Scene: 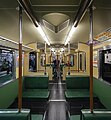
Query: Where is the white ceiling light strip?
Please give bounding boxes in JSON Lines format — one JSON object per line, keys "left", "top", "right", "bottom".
{"left": 65, "top": 26, "right": 76, "bottom": 46}
{"left": 0, "top": 36, "right": 33, "bottom": 51}
{"left": 37, "top": 25, "right": 50, "bottom": 46}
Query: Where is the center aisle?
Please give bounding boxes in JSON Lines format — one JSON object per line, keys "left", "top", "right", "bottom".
{"left": 44, "top": 71, "right": 70, "bottom": 120}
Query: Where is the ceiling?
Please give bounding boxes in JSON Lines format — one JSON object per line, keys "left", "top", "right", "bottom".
{"left": 0, "top": 0, "right": 111, "bottom": 48}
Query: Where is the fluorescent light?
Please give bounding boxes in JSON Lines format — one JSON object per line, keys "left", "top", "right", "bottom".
{"left": 0, "top": 36, "right": 18, "bottom": 44}
{"left": 61, "top": 48, "right": 64, "bottom": 52}
{"left": 37, "top": 25, "right": 50, "bottom": 46}
{"left": 51, "top": 48, "right": 54, "bottom": 52}
{"left": 65, "top": 26, "right": 76, "bottom": 46}
{"left": 0, "top": 36, "right": 33, "bottom": 50}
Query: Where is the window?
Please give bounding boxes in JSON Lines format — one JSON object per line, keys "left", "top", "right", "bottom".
{"left": 0, "top": 49, "right": 14, "bottom": 84}
{"left": 40, "top": 54, "right": 45, "bottom": 66}
{"left": 99, "top": 49, "right": 111, "bottom": 83}
{"left": 29, "top": 52, "right": 37, "bottom": 72}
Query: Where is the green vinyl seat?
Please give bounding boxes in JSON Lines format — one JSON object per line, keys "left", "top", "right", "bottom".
{"left": 66, "top": 89, "right": 97, "bottom": 98}
{"left": 23, "top": 75, "right": 49, "bottom": 99}
{"left": 65, "top": 89, "right": 90, "bottom": 98}
{"left": 81, "top": 109, "right": 111, "bottom": 120}
{"left": 70, "top": 115, "right": 80, "bottom": 120}
{"left": 24, "top": 75, "right": 49, "bottom": 89}
{"left": 65, "top": 75, "right": 90, "bottom": 99}
{"left": 31, "top": 114, "right": 43, "bottom": 120}
{"left": 66, "top": 75, "right": 90, "bottom": 89}
{"left": 0, "top": 109, "right": 30, "bottom": 120}
{"left": 23, "top": 89, "right": 49, "bottom": 99}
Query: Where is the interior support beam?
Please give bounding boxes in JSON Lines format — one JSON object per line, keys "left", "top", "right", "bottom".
{"left": 89, "top": 4, "right": 93, "bottom": 113}
{"left": 18, "top": 5, "right": 22, "bottom": 112}
{"left": 78, "top": 51, "right": 80, "bottom": 72}
{"left": 44, "top": 42, "right": 47, "bottom": 75}
{"left": 17, "top": 0, "right": 39, "bottom": 27}
{"left": 73, "top": 0, "right": 93, "bottom": 27}
{"left": 68, "top": 42, "right": 70, "bottom": 75}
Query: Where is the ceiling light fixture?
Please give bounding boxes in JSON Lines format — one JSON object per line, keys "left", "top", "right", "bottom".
{"left": 0, "top": 36, "right": 33, "bottom": 50}
{"left": 51, "top": 48, "right": 54, "bottom": 52}
{"left": 37, "top": 25, "right": 50, "bottom": 46}
{"left": 65, "top": 26, "right": 76, "bottom": 46}
{"left": 61, "top": 48, "right": 64, "bottom": 52}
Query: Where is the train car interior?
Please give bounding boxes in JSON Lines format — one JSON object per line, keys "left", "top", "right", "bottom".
{"left": 0, "top": 0, "right": 111, "bottom": 120}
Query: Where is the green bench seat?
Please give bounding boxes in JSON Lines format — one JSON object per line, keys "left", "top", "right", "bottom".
{"left": 81, "top": 109, "right": 111, "bottom": 120}
{"left": 66, "top": 89, "right": 97, "bottom": 98}
{"left": 23, "top": 76, "right": 49, "bottom": 99}
{"left": 23, "top": 89, "right": 49, "bottom": 99}
{"left": 66, "top": 75, "right": 90, "bottom": 89}
{"left": 65, "top": 75, "right": 90, "bottom": 98}
{"left": 0, "top": 109, "right": 30, "bottom": 120}
{"left": 65, "top": 89, "right": 90, "bottom": 98}
{"left": 70, "top": 115, "right": 80, "bottom": 120}
{"left": 24, "top": 75, "right": 49, "bottom": 89}
{"left": 31, "top": 114, "right": 43, "bottom": 120}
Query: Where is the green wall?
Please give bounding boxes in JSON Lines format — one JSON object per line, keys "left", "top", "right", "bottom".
{"left": 0, "top": 80, "right": 18, "bottom": 108}
{"left": 93, "top": 78, "right": 111, "bottom": 109}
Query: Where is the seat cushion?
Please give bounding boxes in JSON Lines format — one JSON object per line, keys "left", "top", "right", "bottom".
{"left": 82, "top": 109, "right": 111, "bottom": 120}
{"left": 65, "top": 89, "right": 90, "bottom": 98}
{"left": 31, "top": 114, "right": 43, "bottom": 120}
{"left": 70, "top": 115, "right": 80, "bottom": 120}
{"left": 0, "top": 109, "right": 30, "bottom": 120}
{"left": 23, "top": 89, "right": 49, "bottom": 99}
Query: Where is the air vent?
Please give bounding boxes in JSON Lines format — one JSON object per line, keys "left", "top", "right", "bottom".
{"left": 70, "top": 43, "right": 78, "bottom": 49}
{"left": 43, "top": 19, "right": 70, "bottom": 33}
{"left": 43, "top": 20, "right": 55, "bottom": 33}
{"left": 37, "top": 43, "right": 46, "bottom": 49}
{"left": 58, "top": 19, "right": 70, "bottom": 32}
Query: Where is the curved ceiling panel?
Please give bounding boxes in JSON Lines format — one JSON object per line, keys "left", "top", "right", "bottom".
{"left": 43, "top": 13, "right": 69, "bottom": 26}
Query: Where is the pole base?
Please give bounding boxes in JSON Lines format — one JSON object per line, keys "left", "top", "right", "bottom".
{"left": 44, "top": 72, "right": 47, "bottom": 75}
{"left": 68, "top": 71, "right": 70, "bottom": 75}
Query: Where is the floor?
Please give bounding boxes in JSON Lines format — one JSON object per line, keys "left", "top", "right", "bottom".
{"left": 44, "top": 71, "right": 70, "bottom": 120}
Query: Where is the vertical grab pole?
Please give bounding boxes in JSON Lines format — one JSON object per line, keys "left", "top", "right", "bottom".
{"left": 50, "top": 48, "right": 52, "bottom": 67}
{"left": 18, "top": 5, "right": 22, "bottom": 112}
{"left": 68, "top": 42, "right": 70, "bottom": 75}
{"left": 89, "top": 4, "right": 93, "bottom": 113}
{"left": 44, "top": 42, "right": 46, "bottom": 75}
{"left": 78, "top": 51, "right": 79, "bottom": 72}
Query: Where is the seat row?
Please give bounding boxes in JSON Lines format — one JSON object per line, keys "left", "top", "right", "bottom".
{"left": 0, "top": 75, "right": 49, "bottom": 120}
{"left": 65, "top": 75, "right": 111, "bottom": 120}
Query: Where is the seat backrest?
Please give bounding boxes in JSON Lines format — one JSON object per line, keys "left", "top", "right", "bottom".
{"left": 24, "top": 75, "right": 49, "bottom": 89}
{"left": 66, "top": 75, "right": 90, "bottom": 89}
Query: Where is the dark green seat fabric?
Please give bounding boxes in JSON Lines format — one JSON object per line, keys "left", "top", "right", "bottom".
{"left": 24, "top": 75, "right": 48, "bottom": 89}
{"left": 23, "top": 89, "right": 49, "bottom": 99}
{"left": 65, "top": 89, "right": 90, "bottom": 98}
{"left": 66, "top": 89, "right": 97, "bottom": 98}
{"left": 65, "top": 75, "right": 90, "bottom": 98}
{"left": 0, "top": 109, "right": 30, "bottom": 120}
{"left": 70, "top": 115, "right": 80, "bottom": 120}
{"left": 31, "top": 114, "right": 42, "bottom": 120}
{"left": 66, "top": 75, "right": 90, "bottom": 89}
{"left": 23, "top": 76, "right": 49, "bottom": 99}
{"left": 81, "top": 109, "right": 111, "bottom": 120}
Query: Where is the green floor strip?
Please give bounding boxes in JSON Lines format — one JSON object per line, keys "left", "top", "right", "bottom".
{"left": 31, "top": 114, "right": 43, "bottom": 120}
{"left": 70, "top": 115, "right": 80, "bottom": 120}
